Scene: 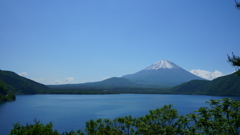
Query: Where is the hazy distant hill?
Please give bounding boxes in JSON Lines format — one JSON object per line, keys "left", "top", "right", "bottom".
{"left": 0, "top": 70, "right": 50, "bottom": 94}
{"left": 92, "top": 77, "right": 138, "bottom": 87}
{"left": 48, "top": 77, "right": 168, "bottom": 94}
{"left": 171, "top": 72, "right": 240, "bottom": 96}
{"left": 49, "top": 77, "right": 139, "bottom": 89}
{"left": 122, "top": 60, "right": 205, "bottom": 87}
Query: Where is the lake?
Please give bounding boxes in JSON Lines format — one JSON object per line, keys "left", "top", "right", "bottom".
{"left": 0, "top": 94, "right": 239, "bottom": 134}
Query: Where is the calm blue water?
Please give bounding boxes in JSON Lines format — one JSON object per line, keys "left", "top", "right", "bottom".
{"left": 0, "top": 94, "right": 239, "bottom": 134}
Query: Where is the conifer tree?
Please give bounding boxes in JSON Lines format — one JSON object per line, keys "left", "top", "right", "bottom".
{"left": 228, "top": 53, "right": 240, "bottom": 75}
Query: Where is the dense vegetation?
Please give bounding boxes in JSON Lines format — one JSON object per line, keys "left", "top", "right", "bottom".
{"left": 0, "top": 70, "right": 50, "bottom": 94}
{"left": 9, "top": 98, "right": 240, "bottom": 135}
{"left": 171, "top": 72, "right": 240, "bottom": 96}
{"left": 49, "top": 87, "right": 170, "bottom": 94}
{"left": 0, "top": 80, "right": 16, "bottom": 101}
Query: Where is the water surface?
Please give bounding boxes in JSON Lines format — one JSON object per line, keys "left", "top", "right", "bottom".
{"left": 0, "top": 94, "right": 238, "bottom": 134}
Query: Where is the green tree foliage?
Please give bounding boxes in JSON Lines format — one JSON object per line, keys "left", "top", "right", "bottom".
{"left": 134, "top": 104, "right": 179, "bottom": 134}
{"left": 235, "top": 0, "right": 240, "bottom": 8}
{"left": 228, "top": 53, "right": 240, "bottom": 75}
{"left": 10, "top": 118, "right": 59, "bottom": 135}
{"left": 10, "top": 98, "right": 240, "bottom": 135}
{"left": 8, "top": 91, "right": 16, "bottom": 100}
{"left": 9, "top": 118, "right": 84, "bottom": 135}
{"left": 0, "top": 81, "right": 16, "bottom": 101}
{"left": 0, "top": 80, "right": 8, "bottom": 95}
{"left": 187, "top": 98, "right": 240, "bottom": 135}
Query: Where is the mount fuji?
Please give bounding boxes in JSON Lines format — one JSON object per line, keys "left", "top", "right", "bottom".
{"left": 49, "top": 60, "right": 206, "bottom": 89}
{"left": 122, "top": 60, "right": 205, "bottom": 87}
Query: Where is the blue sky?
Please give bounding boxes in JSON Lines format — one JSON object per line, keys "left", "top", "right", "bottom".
{"left": 1, "top": 0, "right": 240, "bottom": 84}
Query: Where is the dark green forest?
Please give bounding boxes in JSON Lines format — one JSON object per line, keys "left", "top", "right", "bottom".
{"left": 0, "top": 80, "right": 15, "bottom": 101}
{"left": 171, "top": 72, "right": 240, "bottom": 96}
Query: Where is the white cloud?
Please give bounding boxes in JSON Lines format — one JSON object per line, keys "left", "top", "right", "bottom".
{"left": 190, "top": 69, "right": 225, "bottom": 80}
{"left": 65, "top": 77, "right": 74, "bottom": 83}
{"left": 18, "top": 72, "right": 28, "bottom": 76}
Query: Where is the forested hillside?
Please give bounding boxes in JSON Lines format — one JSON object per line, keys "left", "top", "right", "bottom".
{"left": 171, "top": 72, "right": 240, "bottom": 96}
{"left": 0, "top": 70, "right": 50, "bottom": 94}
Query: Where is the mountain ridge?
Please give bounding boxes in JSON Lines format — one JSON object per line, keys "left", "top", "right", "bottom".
{"left": 171, "top": 72, "right": 240, "bottom": 96}
{"left": 0, "top": 70, "right": 50, "bottom": 94}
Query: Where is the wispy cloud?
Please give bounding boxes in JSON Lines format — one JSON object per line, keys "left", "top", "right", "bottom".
{"left": 55, "top": 77, "right": 74, "bottom": 84}
{"left": 102, "top": 77, "right": 110, "bottom": 80}
{"left": 18, "top": 72, "right": 28, "bottom": 76}
{"left": 65, "top": 77, "right": 74, "bottom": 83}
{"left": 32, "top": 78, "right": 44, "bottom": 83}
{"left": 55, "top": 79, "right": 62, "bottom": 84}
{"left": 80, "top": 80, "right": 86, "bottom": 83}
{"left": 190, "top": 69, "right": 224, "bottom": 80}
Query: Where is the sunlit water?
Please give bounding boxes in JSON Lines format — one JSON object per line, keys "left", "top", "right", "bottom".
{"left": 0, "top": 94, "right": 239, "bottom": 134}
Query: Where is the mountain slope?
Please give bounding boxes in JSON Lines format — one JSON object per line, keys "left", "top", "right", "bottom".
{"left": 93, "top": 77, "right": 137, "bottom": 87}
{"left": 0, "top": 70, "right": 50, "bottom": 94}
{"left": 122, "top": 60, "right": 205, "bottom": 87}
{"left": 171, "top": 80, "right": 209, "bottom": 93}
{"left": 171, "top": 72, "right": 240, "bottom": 96}
{"left": 203, "top": 73, "right": 240, "bottom": 95}
{"left": 48, "top": 77, "right": 139, "bottom": 89}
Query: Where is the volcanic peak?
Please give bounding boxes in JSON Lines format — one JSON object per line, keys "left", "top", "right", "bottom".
{"left": 144, "top": 60, "right": 181, "bottom": 70}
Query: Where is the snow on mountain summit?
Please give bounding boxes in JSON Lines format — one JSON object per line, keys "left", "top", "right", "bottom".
{"left": 144, "top": 60, "right": 181, "bottom": 70}
{"left": 122, "top": 60, "right": 205, "bottom": 87}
